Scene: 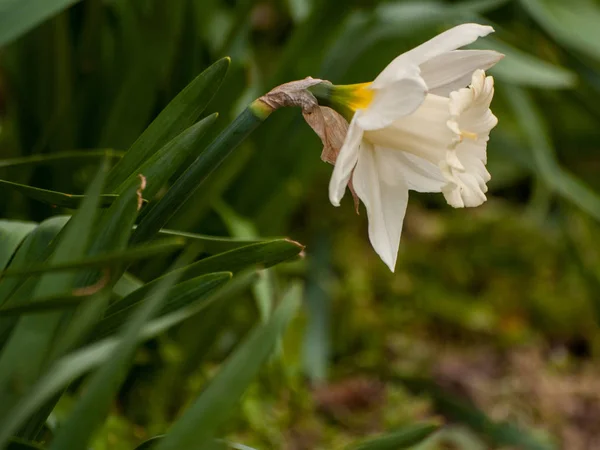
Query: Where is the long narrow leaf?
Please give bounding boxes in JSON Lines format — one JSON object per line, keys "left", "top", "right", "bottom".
{"left": 103, "top": 240, "right": 302, "bottom": 321}
{"left": 397, "top": 376, "right": 557, "bottom": 450}
{"left": 0, "top": 160, "right": 109, "bottom": 433}
{"left": 347, "top": 422, "right": 439, "bottom": 450}
{"left": 48, "top": 249, "right": 199, "bottom": 450}
{"left": 105, "top": 58, "right": 230, "bottom": 190}
{"left": 91, "top": 272, "right": 232, "bottom": 340}
{"left": 0, "top": 150, "right": 123, "bottom": 169}
{"left": 157, "top": 228, "right": 266, "bottom": 254}
{"left": 132, "top": 105, "right": 266, "bottom": 243}
{"left": 504, "top": 86, "right": 600, "bottom": 222}
{"left": 0, "top": 272, "right": 255, "bottom": 445}
{"left": 0, "top": 221, "right": 37, "bottom": 271}
{"left": 114, "top": 113, "right": 219, "bottom": 199}
{"left": 0, "top": 179, "right": 118, "bottom": 208}
{"left": 521, "top": 0, "right": 600, "bottom": 61}
{"left": 154, "top": 283, "right": 301, "bottom": 450}
{"left": 0, "top": 0, "right": 82, "bottom": 46}
{"left": 0, "top": 216, "right": 69, "bottom": 307}
{"left": 0, "top": 238, "right": 184, "bottom": 278}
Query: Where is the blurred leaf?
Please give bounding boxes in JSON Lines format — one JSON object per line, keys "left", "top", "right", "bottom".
{"left": 322, "top": 0, "right": 507, "bottom": 80}
{"left": 45, "top": 172, "right": 147, "bottom": 366}
{"left": 0, "top": 160, "right": 108, "bottom": 440}
{"left": 112, "top": 272, "right": 144, "bottom": 298}
{"left": 115, "top": 113, "right": 219, "bottom": 199}
{"left": 0, "top": 221, "right": 36, "bottom": 270}
{"left": 92, "top": 238, "right": 302, "bottom": 341}
{"left": 171, "top": 273, "right": 258, "bottom": 381}
{"left": 154, "top": 283, "right": 301, "bottom": 450}
{"left": 91, "top": 272, "right": 232, "bottom": 340}
{"left": 482, "top": 38, "right": 577, "bottom": 88}
{"left": 0, "top": 291, "right": 102, "bottom": 316}
{"left": 504, "top": 86, "right": 600, "bottom": 222}
{"left": 135, "top": 438, "right": 255, "bottom": 450}
{"left": 398, "top": 376, "right": 557, "bottom": 450}
{"left": 0, "top": 150, "right": 123, "bottom": 169}
{"left": 6, "top": 438, "right": 45, "bottom": 450}
{"left": 521, "top": 0, "right": 600, "bottom": 61}
{"left": 97, "top": 1, "right": 188, "bottom": 149}
{"left": 347, "top": 422, "right": 440, "bottom": 450}
{"left": 0, "top": 0, "right": 82, "bottom": 47}
{"left": 215, "top": 200, "right": 273, "bottom": 322}
{"left": 105, "top": 57, "right": 231, "bottom": 191}
{"left": 303, "top": 234, "right": 331, "bottom": 383}
{"left": 135, "top": 436, "right": 164, "bottom": 450}
{"left": 0, "top": 216, "right": 69, "bottom": 308}
{"left": 0, "top": 179, "right": 118, "bottom": 208}
{"left": 48, "top": 249, "right": 199, "bottom": 450}
{"left": 0, "top": 237, "right": 184, "bottom": 277}
{"left": 0, "top": 272, "right": 255, "bottom": 444}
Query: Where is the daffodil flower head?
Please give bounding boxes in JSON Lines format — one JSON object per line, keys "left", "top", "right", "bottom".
{"left": 321, "top": 23, "right": 503, "bottom": 272}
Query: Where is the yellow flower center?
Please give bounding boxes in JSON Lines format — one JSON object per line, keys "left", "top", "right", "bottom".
{"left": 346, "top": 83, "right": 375, "bottom": 111}
{"left": 330, "top": 82, "right": 375, "bottom": 112}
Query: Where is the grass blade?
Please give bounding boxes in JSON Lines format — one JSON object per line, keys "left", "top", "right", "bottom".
{"left": 521, "top": 0, "right": 600, "bottom": 61}
{"left": 154, "top": 283, "right": 301, "bottom": 450}
{"left": 0, "top": 179, "right": 118, "bottom": 208}
{"left": 47, "top": 249, "right": 199, "bottom": 450}
{"left": 132, "top": 105, "right": 266, "bottom": 243}
{"left": 0, "top": 150, "right": 123, "bottom": 169}
{"left": 0, "top": 238, "right": 184, "bottom": 278}
{"left": 0, "top": 0, "right": 82, "bottom": 46}
{"left": 156, "top": 229, "right": 270, "bottom": 254}
{"left": 91, "top": 272, "right": 232, "bottom": 340}
{"left": 105, "top": 58, "right": 230, "bottom": 191}
{"left": 0, "top": 221, "right": 37, "bottom": 271}
{"left": 0, "top": 216, "right": 69, "bottom": 308}
{"left": 397, "top": 376, "right": 557, "bottom": 450}
{"left": 0, "top": 273, "right": 251, "bottom": 446}
{"left": 101, "top": 239, "right": 303, "bottom": 321}
{"left": 504, "top": 86, "right": 600, "bottom": 222}
{"left": 347, "top": 422, "right": 440, "bottom": 450}
{"left": 114, "top": 113, "right": 219, "bottom": 199}
{"left": 0, "top": 160, "right": 108, "bottom": 431}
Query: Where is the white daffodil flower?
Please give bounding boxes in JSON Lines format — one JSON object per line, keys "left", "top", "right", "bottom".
{"left": 327, "top": 23, "right": 503, "bottom": 272}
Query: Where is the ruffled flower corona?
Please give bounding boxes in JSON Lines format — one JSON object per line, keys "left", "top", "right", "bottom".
{"left": 326, "top": 23, "right": 503, "bottom": 272}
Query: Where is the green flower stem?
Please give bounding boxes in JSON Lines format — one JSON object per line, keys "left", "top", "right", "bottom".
{"left": 308, "top": 83, "right": 354, "bottom": 121}
{"left": 131, "top": 100, "right": 273, "bottom": 244}
{"left": 307, "top": 82, "right": 333, "bottom": 104}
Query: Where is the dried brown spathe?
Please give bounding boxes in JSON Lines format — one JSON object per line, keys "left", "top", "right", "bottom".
{"left": 258, "top": 78, "right": 360, "bottom": 212}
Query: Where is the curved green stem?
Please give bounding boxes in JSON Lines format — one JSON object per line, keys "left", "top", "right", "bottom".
{"left": 131, "top": 101, "right": 272, "bottom": 244}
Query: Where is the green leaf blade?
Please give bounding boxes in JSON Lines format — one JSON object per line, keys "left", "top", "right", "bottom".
{"left": 348, "top": 422, "right": 440, "bottom": 450}
{"left": 0, "top": 0, "right": 82, "bottom": 47}
{"left": 0, "top": 179, "right": 118, "bottom": 208}
{"left": 154, "top": 283, "right": 301, "bottom": 450}
{"left": 105, "top": 58, "right": 230, "bottom": 191}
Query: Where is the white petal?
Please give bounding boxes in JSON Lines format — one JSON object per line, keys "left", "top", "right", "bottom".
{"left": 441, "top": 70, "right": 497, "bottom": 208}
{"left": 373, "top": 23, "right": 495, "bottom": 89}
{"left": 375, "top": 148, "right": 445, "bottom": 193}
{"left": 393, "top": 151, "right": 446, "bottom": 192}
{"left": 420, "top": 50, "right": 504, "bottom": 96}
{"left": 448, "top": 70, "right": 497, "bottom": 134}
{"left": 328, "top": 111, "right": 364, "bottom": 206}
{"left": 357, "top": 69, "right": 428, "bottom": 131}
{"left": 352, "top": 143, "right": 409, "bottom": 272}
{"left": 364, "top": 94, "right": 455, "bottom": 165}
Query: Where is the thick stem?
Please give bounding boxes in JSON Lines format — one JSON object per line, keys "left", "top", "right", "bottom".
{"left": 132, "top": 102, "right": 269, "bottom": 244}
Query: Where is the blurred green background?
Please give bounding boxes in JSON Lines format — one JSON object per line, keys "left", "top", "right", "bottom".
{"left": 2, "top": 0, "right": 600, "bottom": 449}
